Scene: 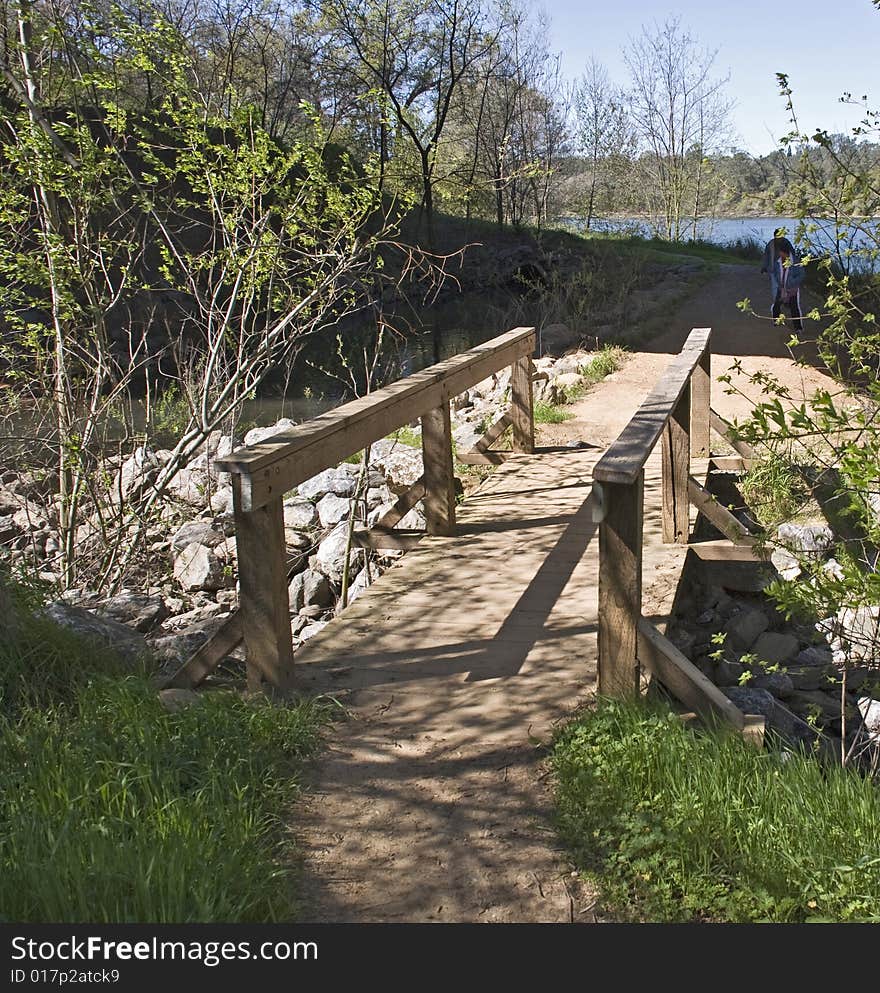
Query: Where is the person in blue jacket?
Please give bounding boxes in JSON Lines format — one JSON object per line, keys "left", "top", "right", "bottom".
{"left": 760, "top": 231, "right": 805, "bottom": 331}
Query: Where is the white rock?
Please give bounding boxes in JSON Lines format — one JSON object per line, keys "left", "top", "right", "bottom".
{"left": 166, "top": 467, "right": 209, "bottom": 506}
{"left": 283, "top": 497, "right": 318, "bottom": 529}
{"left": 171, "top": 520, "right": 225, "bottom": 551}
{"left": 836, "top": 605, "right": 880, "bottom": 662}
{"left": 210, "top": 487, "right": 234, "bottom": 515}
{"left": 316, "top": 492, "right": 351, "bottom": 527}
{"left": 243, "top": 418, "right": 296, "bottom": 447}
{"left": 299, "top": 621, "right": 328, "bottom": 642}
{"left": 297, "top": 466, "right": 358, "bottom": 500}
{"left": 858, "top": 697, "right": 880, "bottom": 738}
{"left": 173, "top": 542, "right": 225, "bottom": 592}
{"left": 775, "top": 522, "right": 834, "bottom": 556}
{"left": 316, "top": 523, "right": 358, "bottom": 582}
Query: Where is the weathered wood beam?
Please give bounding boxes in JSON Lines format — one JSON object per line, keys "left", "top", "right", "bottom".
{"left": 510, "top": 354, "right": 535, "bottom": 454}
{"left": 638, "top": 616, "right": 746, "bottom": 730}
{"left": 687, "top": 476, "right": 756, "bottom": 546}
{"left": 160, "top": 611, "right": 243, "bottom": 690}
{"left": 690, "top": 331, "right": 712, "bottom": 458}
{"left": 687, "top": 538, "right": 767, "bottom": 562}
{"left": 352, "top": 527, "right": 424, "bottom": 551}
{"left": 661, "top": 380, "right": 690, "bottom": 543}
{"left": 594, "top": 328, "right": 711, "bottom": 485}
{"left": 218, "top": 327, "right": 535, "bottom": 510}
{"left": 598, "top": 473, "right": 644, "bottom": 698}
{"left": 709, "top": 408, "right": 756, "bottom": 461}
{"left": 233, "top": 480, "right": 293, "bottom": 693}
{"left": 421, "top": 401, "right": 456, "bottom": 536}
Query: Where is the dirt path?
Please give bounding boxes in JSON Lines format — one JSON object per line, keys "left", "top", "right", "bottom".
{"left": 294, "top": 261, "right": 840, "bottom": 924}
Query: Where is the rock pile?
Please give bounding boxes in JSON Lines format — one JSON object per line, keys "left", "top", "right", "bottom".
{"left": 1, "top": 343, "right": 609, "bottom": 677}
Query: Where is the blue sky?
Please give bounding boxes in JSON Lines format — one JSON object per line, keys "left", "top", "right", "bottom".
{"left": 541, "top": 0, "right": 879, "bottom": 155}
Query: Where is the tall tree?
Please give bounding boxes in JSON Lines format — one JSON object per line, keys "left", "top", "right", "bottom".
{"left": 624, "top": 16, "right": 732, "bottom": 239}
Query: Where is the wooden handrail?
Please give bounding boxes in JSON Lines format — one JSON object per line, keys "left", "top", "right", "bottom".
{"left": 219, "top": 325, "right": 536, "bottom": 692}
{"left": 593, "top": 328, "right": 710, "bottom": 485}
{"left": 218, "top": 326, "right": 536, "bottom": 512}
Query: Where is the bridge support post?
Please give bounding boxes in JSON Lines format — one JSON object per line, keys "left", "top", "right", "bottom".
{"left": 510, "top": 354, "right": 534, "bottom": 454}
{"left": 691, "top": 330, "right": 711, "bottom": 458}
{"left": 662, "top": 381, "right": 691, "bottom": 543}
{"left": 233, "top": 480, "right": 294, "bottom": 693}
{"left": 598, "top": 472, "right": 643, "bottom": 698}
{"left": 421, "top": 398, "right": 457, "bottom": 536}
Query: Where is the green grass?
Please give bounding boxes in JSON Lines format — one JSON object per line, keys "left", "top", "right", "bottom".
{"left": 534, "top": 399, "right": 573, "bottom": 424}
{"left": 552, "top": 699, "right": 880, "bottom": 922}
{"left": 739, "top": 455, "right": 807, "bottom": 527}
{"left": 0, "top": 576, "right": 329, "bottom": 922}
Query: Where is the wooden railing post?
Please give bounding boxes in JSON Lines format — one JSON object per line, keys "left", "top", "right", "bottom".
{"left": 510, "top": 354, "right": 534, "bottom": 453}
{"left": 598, "top": 472, "right": 644, "bottom": 698}
{"left": 421, "top": 398, "right": 456, "bottom": 536}
{"left": 661, "top": 380, "right": 691, "bottom": 543}
{"left": 691, "top": 330, "right": 711, "bottom": 458}
{"left": 232, "top": 477, "right": 294, "bottom": 693}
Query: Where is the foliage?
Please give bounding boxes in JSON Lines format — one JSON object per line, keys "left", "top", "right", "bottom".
{"left": 722, "top": 61, "right": 880, "bottom": 664}
{"left": 533, "top": 399, "right": 572, "bottom": 424}
{"left": 553, "top": 699, "right": 880, "bottom": 922}
{"left": 0, "top": 573, "right": 329, "bottom": 923}
{"left": 739, "top": 454, "right": 807, "bottom": 528}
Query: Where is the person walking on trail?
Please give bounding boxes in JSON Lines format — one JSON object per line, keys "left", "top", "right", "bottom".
{"left": 761, "top": 231, "right": 805, "bottom": 332}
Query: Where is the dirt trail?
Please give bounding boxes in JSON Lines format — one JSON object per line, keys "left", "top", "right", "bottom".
{"left": 294, "top": 262, "right": 840, "bottom": 923}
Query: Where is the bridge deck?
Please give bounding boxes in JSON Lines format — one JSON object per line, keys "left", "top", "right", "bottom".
{"left": 295, "top": 445, "right": 693, "bottom": 922}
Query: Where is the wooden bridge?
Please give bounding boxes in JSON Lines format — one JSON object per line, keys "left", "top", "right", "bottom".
{"left": 166, "top": 325, "right": 764, "bottom": 740}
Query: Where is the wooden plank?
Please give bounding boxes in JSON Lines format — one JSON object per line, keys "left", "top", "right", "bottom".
{"left": 510, "top": 354, "right": 534, "bottom": 454}
{"left": 233, "top": 481, "right": 294, "bottom": 693}
{"left": 691, "top": 330, "right": 711, "bottom": 457}
{"left": 598, "top": 474, "right": 643, "bottom": 698}
{"left": 709, "top": 408, "right": 756, "bottom": 460}
{"left": 688, "top": 539, "right": 767, "bottom": 562}
{"left": 687, "top": 476, "right": 756, "bottom": 546}
{"left": 352, "top": 528, "right": 424, "bottom": 551}
{"left": 375, "top": 478, "right": 426, "bottom": 530}
{"left": 638, "top": 616, "right": 746, "bottom": 730}
{"left": 710, "top": 455, "right": 749, "bottom": 472}
{"left": 661, "top": 381, "right": 690, "bottom": 543}
{"left": 421, "top": 401, "right": 456, "bottom": 536}
{"left": 594, "top": 328, "right": 711, "bottom": 485}
{"left": 455, "top": 450, "right": 511, "bottom": 466}
{"left": 218, "top": 328, "right": 535, "bottom": 510}
{"left": 473, "top": 411, "right": 512, "bottom": 454}
{"left": 160, "top": 611, "right": 243, "bottom": 689}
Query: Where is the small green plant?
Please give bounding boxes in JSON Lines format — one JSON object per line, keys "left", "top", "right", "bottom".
{"left": 739, "top": 456, "right": 806, "bottom": 527}
{"left": 387, "top": 426, "right": 422, "bottom": 448}
{"left": 579, "top": 345, "right": 625, "bottom": 384}
{"left": 534, "top": 400, "right": 573, "bottom": 424}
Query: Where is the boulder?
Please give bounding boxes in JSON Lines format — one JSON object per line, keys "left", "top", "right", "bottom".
{"left": 96, "top": 593, "right": 169, "bottom": 633}
{"left": 171, "top": 520, "right": 225, "bottom": 551}
{"left": 117, "top": 447, "right": 160, "bottom": 499}
{"left": 857, "top": 697, "right": 880, "bottom": 738}
{"left": 836, "top": 605, "right": 880, "bottom": 662}
{"left": 368, "top": 439, "right": 424, "bottom": 490}
{"left": 288, "top": 572, "right": 306, "bottom": 613}
{"left": 297, "top": 466, "right": 358, "bottom": 500}
{"left": 796, "top": 645, "right": 833, "bottom": 667}
{"left": 299, "top": 620, "right": 328, "bottom": 642}
{"left": 43, "top": 602, "right": 150, "bottom": 667}
{"left": 551, "top": 372, "right": 585, "bottom": 391}
{"left": 316, "top": 492, "right": 351, "bottom": 528}
{"left": 751, "top": 631, "right": 800, "bottom": 665}
{"left": 159, "top": 688, "right": 202, "bottom": 713}
{"left": 775, "top": 522, "right": 834, "bottom": 557}
{"left": 770, "top": 546, "right": 801, "bottom": 581}
{"left": 243, "top": 418, "right": 296, "bottom": 447}
{"left": 751, "top": 671, "right": 795, "bottom": 698}
{"left": 210, "top": 487, "right": 234, "bottom": 515}
{"left": 722, "top": 686, "right": 814, "bottom": 747}
{"left": 173, "top": 542, "right": 225, "bottom": 592}
{"left": 148, "top": 616, "right": 228, "bottom": 667}
{"left": 283, "top": 497, "right": 318, "bottom": 530}
{"left": 303, "top": 569, "right": 333, "bottom": 609}
{"left": 723, "top": 608, "right": 769, "bottom": 652}
{"left": 315, "top": 523, "right": 358, "bottom": 582}
{"left": 166, "top": 467, "right": 209, "bottom": 507}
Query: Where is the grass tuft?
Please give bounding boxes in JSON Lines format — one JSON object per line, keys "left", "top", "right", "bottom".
{"left": 553, "top": 698, "right": 880, "bottom": 922}
{"left": 0, "top": 572, "right": 330, "bottom": 922}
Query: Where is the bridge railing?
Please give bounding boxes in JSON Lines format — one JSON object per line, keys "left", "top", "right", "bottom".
{"left": 593, "top": 327, "right": 761, "bottom": 736}
{"left": 212, "top": 326, "right": 537, "bottom": 692}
